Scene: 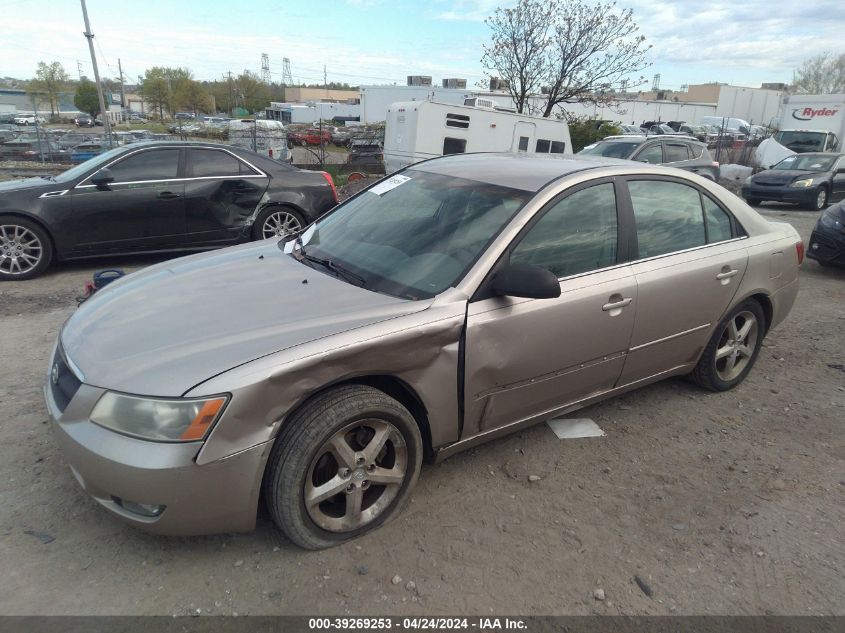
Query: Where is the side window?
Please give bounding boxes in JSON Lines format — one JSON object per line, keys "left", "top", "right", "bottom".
{"left": 703, "top": 195, "right": 733, "bottom": 243}
{"left": 517, "top": 136, "right": 529, "bottom": 152}
{"left": 108, "top": 149, "right": 179, "bottom": 183}
{"left": 550, "top": 140, "right": 566, "bottom": 154}
{"left": 664, "top": 143, "right": 690, "bottom": 162}
{"left": 443, "top": 137, "right": 466, "bottom": 155}
{"left": 536, "top": 139, "right": 551, "bottom": 153}
{"left": 635, "top": 143, "right": 663, "bottom": 164}
{"left": 511, "top": 183, "right": 617, "bottom": 278}
{"left": 628, "top": 180, "right": 706, "bottom": 258}
{"left": 688, "top": 143, "right": 704, "bottom": 159}
{"left": 189, "top": 149, "right": 245, "bottom": 177}
{"left": 446, "top": 113, "right": 470, "bottom": 129}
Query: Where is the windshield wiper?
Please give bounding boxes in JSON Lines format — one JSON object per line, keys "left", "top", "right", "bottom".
{"left": 281, "top": 235, "right": 367, "bottom": 287}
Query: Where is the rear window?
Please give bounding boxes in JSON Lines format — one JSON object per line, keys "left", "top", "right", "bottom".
{"left": 579, "top": 141, "right": 638, "bottom": 159}
{"left": 664, "top": 143, "right": 689, "bottom": 162}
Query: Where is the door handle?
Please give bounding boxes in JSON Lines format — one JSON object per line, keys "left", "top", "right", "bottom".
{"left": 602, "top": 297, "right": 633, "bottom": 311}
{"left": 716, "top": 269, "right": 738, "bottom": 280}
{"left": 157, "top": 191, "right": 180, "bottom": 199}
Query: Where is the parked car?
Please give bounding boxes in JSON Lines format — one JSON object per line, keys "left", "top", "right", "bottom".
{"left": 69, "top": 141, "right": 108, "bottom": 162}
{"left": 578, "top": 136, "right": 720, "bottom": 181}
{"left": 646, "top": 124, "right": 681, "bottom": 136}
{"left": 0, "top": 141, "right": 338, "bottom": 280}
{"left": 618, "top": 124, "right": 645, "bottom": 135}
{"left": 330, "top": 127, "right": 352, "bottom": 146}
{"left": 75, "top": 115, "right": 95, "bottom": 127}
{"left": 678, "top": 124, "right": 713, "bottom": 143}
{"left": 741, "top": 152, "right": 845, "bottom": 210}
{"left": 128, "top": 113, "right": 149, "bottom": 123}
{"left": 42, "top": 153, "right": 801, "bottom": 548}
{"left": 290, "top": 128, "right": 331, "bottom": 146}
{"left": 14, "top": 114, "right": 46, "bottom": 126}
{"left": 346, "top": 139, "right": 384, "bottom": 173}
{"left": 174, "top": 112, "right": 195, "bottom": 120}
{"left": 0, "top": 113, "right": 16, "bottom": 124}
{"left": 807, "top": 200, "right": 845, "bottom": 266}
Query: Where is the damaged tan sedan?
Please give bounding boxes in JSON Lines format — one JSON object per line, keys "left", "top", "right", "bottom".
{"left": 45, "top": 153, "right": 802, "bottom": 549}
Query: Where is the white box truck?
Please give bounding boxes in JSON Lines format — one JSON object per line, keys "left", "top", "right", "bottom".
{"left": 383, "top": 101, "right": 572, "bottom": 174}
{"left": 774, "top": 94, "right": 845, "bottom": 153}
{"left": 228, "top": 119, "right": 291, "bottom": 163}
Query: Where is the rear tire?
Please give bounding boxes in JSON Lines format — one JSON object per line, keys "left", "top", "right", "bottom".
{"left": 744, "top": 197, "right": 761, "bottom": 206}
{"left": 0, "top": 216, "right": 53, "bottom": 281}
{"left": 264, "top": 385, "right": 423, "bottom": 550}
{"left": 251, "top": 206, "right": 304, "bottom": 241}
{"left": 690, "top": 299, "right": 765, "bottom": 392}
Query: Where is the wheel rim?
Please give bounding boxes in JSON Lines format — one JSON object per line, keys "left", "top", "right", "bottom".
{"left": 304, "top": 418, "right": 407, "bottom": 533}
{"left": 714, "top": 310, "right": 759, "bottom": 382}
{"left": 0, "top": 224, "right": 43, "bottom": 276}
{"left": 262, "top": 210, "right": 301, "bottom": 239}
{"left": 816, "top": 189, "right": 827, "bottom": 209}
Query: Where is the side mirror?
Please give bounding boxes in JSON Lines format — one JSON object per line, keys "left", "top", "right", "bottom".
{"left": 90, "top": 168, "right": 114, "bottom": 190}
{"left": 490, "top": 262, "right": 561, "bottom": 299}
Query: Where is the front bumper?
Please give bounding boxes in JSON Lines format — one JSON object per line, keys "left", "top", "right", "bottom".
{"left": 806, "top": 226, "right": 845, "bottom": 265}
{"left": 741, "top": 184, "right": 816, "bottom": 205}
{"left": 44, "top": 360, "right": 270, "bottom": 536}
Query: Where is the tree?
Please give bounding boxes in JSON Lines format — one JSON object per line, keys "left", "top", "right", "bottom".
{"left": 481, "top": 0, "right": 651, "bottom": 117}
{"left": 793, "top": 53, "right": 845, "bottom": 94}
{"left": 138, "top": 66, "right": 195, "bottom": 119}
{"left": 234, "top": 70, "right": 270, "bottom": 114}
{"left": 564, "top": 116, "right": 621, "bottom": 152}
{"left": 74, "top": 77, "right": 99, "bottom": 116}
{"left": 28, "top": 61, "right": 69, "bottom": 120}
{"left": 173, "top": 79, "right": 211, "bottom": 115}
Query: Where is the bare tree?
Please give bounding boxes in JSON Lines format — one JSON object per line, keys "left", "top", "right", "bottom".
{"left": 481, "top": 0, "right": 651, "bottom": 117}
{"left": 481, "top": 0, "right": 552, "bottom": 114}
{"left": 28, "top": 61, "right": 69, "bottom": 120}
{"left": 793, "top": 53, "right": 845, "bottom": 94}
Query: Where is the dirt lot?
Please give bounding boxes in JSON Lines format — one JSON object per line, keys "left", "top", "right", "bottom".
{"left": 0, "top": 205, "right": 842, "bottom": 616}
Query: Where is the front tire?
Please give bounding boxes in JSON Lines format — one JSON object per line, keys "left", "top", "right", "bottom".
{"left": 0, "top": 216, "right": 53, "bottom": 280}
{"left": 810, "top": 187, "right": 828, "bottom": 211}
{"left": 690, "top": 299, "right": 765, "bottom": 391}
{"left": 264, "top": 385, "right": 423, "bottom": 550}
{"left": 251, "top": 206, "right": 305, "bottom": 241}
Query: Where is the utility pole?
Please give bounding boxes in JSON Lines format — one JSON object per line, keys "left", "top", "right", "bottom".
{"left": 118, "top": 58, "right": 126, "bottom": 115}
{"left": 79, "top": 0, "right": 113, "bottom": 146}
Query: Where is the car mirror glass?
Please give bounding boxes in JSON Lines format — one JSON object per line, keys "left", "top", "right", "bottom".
{"left": 90, "top": 168, "right": 114, "bottom": 190}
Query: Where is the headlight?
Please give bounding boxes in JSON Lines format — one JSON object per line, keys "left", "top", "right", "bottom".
{"left": 90, "top": 392, "right": 228, "bottom": 442}
{"left": 790, "top": 178, "right": 815, "bottom": 188}
{"left": 820, "top": 212, "right": 844, "bottom": 230}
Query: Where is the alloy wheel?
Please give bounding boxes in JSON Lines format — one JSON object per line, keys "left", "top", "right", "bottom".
{"left": 0, "top": 224, "right": 43, "bottom": 276}
{"left": 262, "top": 210, "right": 302, "bottom": 239}
{"left": 816, "top": 188, "right": 827, "bottom": 210}
{"left": 304, "top": 419, "right": 407, "bottom": 533}
{"left": 714, "top": 310, "right": 759, "bottom": 382}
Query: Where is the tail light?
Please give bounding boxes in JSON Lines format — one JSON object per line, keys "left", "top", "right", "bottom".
{"left": 320, "top": 171, "right": 338, "bottom": 202}
{"left": 796, "top": 241, "right": 805, "bottom": 265}
{"left": 711, "top": 161, "right": 719, "bottom": 168}
{"left": 269, "top": 148, "right": 273, "bottom": 158}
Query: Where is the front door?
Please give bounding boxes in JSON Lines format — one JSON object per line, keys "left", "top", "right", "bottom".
{"left": 182, "top": 148, "right": 270, "bottom": 244}
{"left": 69, "top": 147, "right": 185, "bottom": 252}
{"left": 463, "top": 180, "right": 637, "bottom": 438}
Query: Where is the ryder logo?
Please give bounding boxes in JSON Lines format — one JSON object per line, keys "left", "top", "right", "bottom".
{"left": 792, "top": 107, "right": 840, "bottom": 121}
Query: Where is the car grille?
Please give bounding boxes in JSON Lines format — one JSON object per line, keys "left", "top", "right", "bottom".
{"left": 50, "top": 345, "right": 82, "bottom": 413}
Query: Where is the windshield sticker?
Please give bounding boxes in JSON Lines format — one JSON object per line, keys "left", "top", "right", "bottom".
{"left": 369, "top": 174, "right": 411, "bottom": 196}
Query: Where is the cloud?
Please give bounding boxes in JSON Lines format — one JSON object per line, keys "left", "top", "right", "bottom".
{"left": 435, "top": 0, "right": 503, "bottom": 22}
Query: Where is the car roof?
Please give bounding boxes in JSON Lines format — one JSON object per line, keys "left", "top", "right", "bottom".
{"left": 600, "top": 135, "right": 703, "bottom": 145}
{"left": 410, "top": 152, "right": 666, "bottom": 192}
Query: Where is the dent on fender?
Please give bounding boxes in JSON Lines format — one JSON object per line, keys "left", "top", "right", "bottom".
{"left": 193, "top": 306, "right": 466, "bottom": 465}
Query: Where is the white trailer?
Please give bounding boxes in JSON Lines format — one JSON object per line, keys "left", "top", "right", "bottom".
{"left": 383, "top": 101, "right": 572, "bottom": 174}
{"left": 775, "top": 94, "right": 845, "bottom": 152}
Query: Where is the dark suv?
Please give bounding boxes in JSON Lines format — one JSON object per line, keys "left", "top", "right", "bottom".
{"left": 578, "top": 136, "right": 720, "bottom": 181}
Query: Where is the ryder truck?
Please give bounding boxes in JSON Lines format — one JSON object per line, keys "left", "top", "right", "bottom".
{"left": 774, "top": 94, "right": 845, "bottom": 153}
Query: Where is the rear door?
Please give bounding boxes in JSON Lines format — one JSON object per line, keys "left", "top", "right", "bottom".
{"left": 631, "top": 141, "right": 663, "bottom": 164}
{"left": 617, "top": 177, "right": 749, "bottom": 385}
{"left": 512, "top": 121, "right": 536, "bottom": 153}
{"left": 183, "top": 148, "right": 270, "bottom": 245}
{"left": 69, "top": 147, "right": 185, "bottom": 252}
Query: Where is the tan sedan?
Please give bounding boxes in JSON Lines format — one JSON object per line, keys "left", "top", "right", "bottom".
{"left": 45, "top": 154, "right": 801, "bottom": 549}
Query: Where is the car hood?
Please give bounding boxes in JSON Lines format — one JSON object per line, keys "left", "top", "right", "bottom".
{"left": 0, "top": 177, "right": 56, "bottom": 195}
{"left": 61, "top": 241, "right": 431, "bottom": 397}
{"left": 751, "top": 169, "right": 823, "bottom": 185}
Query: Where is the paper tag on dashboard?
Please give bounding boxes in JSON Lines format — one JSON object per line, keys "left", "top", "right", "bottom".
{"left": 369, "top": 174, "right": 411, "bottom": 196}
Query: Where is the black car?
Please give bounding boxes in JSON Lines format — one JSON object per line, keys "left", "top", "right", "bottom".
{"left": 741, "top": 153, "right": 845, "bottom": 211}
{"left": 0, "top": 141, "right": 338, "bottom": 280}
{"left": 74, "top": 115, "right": 95, "bottom": 127}
{"left": 807, "top": 201, "right": 845, "bottom": 266}
{"left": 577, "top": 136, "right": 720, "bottom": 181}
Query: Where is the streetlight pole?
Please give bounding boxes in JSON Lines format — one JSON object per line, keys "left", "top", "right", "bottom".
{"left": 80, "top": 0, "right": 113, "bottom": 146}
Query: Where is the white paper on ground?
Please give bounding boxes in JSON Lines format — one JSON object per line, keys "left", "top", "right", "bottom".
{"left": 546, "top": 418, "right": 606, "bottom": 439}
{"left": 368, "top": 174, "right": 411, "bottom": 196}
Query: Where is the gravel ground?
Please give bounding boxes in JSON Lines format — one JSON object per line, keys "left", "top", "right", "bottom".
{"left": 0, "top": 202, "right": 842, "bottom": 616}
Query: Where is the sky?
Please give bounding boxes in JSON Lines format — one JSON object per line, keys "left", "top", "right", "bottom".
{"left": 1, "top": 0, "right": 843, "bottom": 92}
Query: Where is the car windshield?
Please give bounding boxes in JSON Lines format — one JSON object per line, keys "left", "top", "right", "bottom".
{"left": 294, "top": 169, "right": 532, "bottom": 299}
{"left": 579, "top": 141, "right": 639, "bottom": 159}
{"left": 774, "top": 131, "right": 826, "bottom": 152}
{"left": 52, "top": 146, "right": 126, "bottom": 183}
{"left": 773, "top": 154, "right": 836, "bottom": 171}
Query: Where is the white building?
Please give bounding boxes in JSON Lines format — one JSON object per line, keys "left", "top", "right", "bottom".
{"left": 265, "top": 101, "right": 361, "bottom": 124}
